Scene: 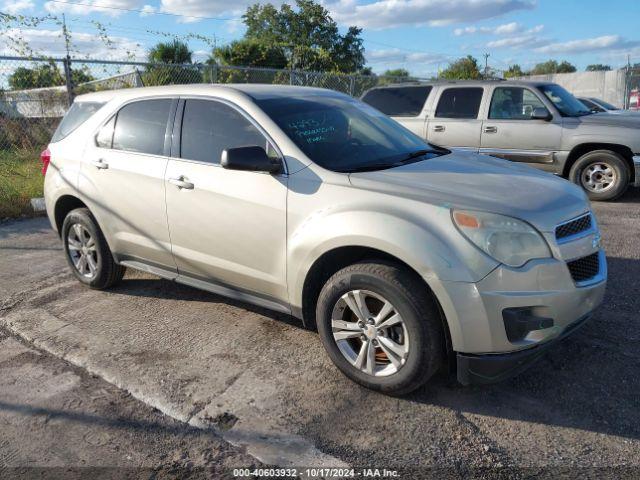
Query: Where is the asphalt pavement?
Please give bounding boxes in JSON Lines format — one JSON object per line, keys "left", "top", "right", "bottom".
{"left": 1, "top": 189, "right": 639, "bottom": 478}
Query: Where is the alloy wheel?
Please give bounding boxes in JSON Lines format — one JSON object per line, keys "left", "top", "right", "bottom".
{"left": 581, "top": 162, "right": 616, "bottom": 193}
{"left": 67, "top": 223, "right": 98, "bottom": 279}
{"left": 331, "top": 289, "right": 409, "bottom": 377}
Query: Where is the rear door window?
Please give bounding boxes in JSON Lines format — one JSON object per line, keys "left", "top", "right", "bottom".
{"left": 435, "top": 87, "right": 484, "bottom": 119}
{"left": 95, "top": 116, "right": 115, "bottom": 148}
{"left": 180, "top": 99, "right": 268, "bottom": 164}
{"left": 361, "top": 86, "right": 432, "bottom": 116}
{"left": 52, "top": 101, "right": 105, "bottom": 142}
{"left": 112, "top": 99, "right": 173, "bottom": 156}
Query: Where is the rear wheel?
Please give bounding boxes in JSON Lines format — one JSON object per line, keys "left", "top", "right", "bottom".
{"left": 316, "top": 261, "right": 444, "bottom": 395}
{"left": 569, "top": 150, "right": 629, "bottom": 201}
{"left": 62, "top": 208, "right": 125, "bottom": 289}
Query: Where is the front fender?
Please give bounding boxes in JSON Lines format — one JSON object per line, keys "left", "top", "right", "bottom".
{"left": 288, "top": 208, "right": 496, "bottom": 310}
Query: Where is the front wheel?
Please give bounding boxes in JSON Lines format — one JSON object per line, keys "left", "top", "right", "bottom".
{"left": 316, "top": 261, "right": 444, "bottom": 395}
{"left": 569, "top": 150, "right": 629, "bottom": 201}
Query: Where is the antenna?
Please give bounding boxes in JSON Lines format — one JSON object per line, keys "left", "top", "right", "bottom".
{"left": 483, "top": 53, "right": 490, "bottom": 79}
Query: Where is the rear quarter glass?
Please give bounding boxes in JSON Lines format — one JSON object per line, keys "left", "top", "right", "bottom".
{"left": 51, "top": 101, "right": 105, "bottom": 143}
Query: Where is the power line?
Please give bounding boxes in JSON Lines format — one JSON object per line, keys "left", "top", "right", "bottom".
{"left": 47, "top": 0, "right": 234, "bottom": 22}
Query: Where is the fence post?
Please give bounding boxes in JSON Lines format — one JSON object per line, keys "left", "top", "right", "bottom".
{"left": 63, "top": 55, "right": 74, "bottom": 106}
{"left": 289, "top": 69, "right": 294, "bottom": 85}
{"left": 349, "top": 75, "right": 355, "bottom": 97}
{"left": 210, "top": 64, "right": 218, "bottom": 84}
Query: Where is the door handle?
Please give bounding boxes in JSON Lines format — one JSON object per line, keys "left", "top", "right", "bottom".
{"left": 483, "top": 126, "right": 498, "bottom": 134}
{"left": 433, "top": 125, "right": 445, "bottom": 132}
{"left": 92, "top": 159, "right": 109, "bottom": 169}
{"left": 168, "top": 176, "right": 194, "bottom": 190}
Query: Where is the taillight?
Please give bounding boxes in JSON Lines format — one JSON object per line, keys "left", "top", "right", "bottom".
{"left": 40, "top": 148, "right": 51, "bottom": 176}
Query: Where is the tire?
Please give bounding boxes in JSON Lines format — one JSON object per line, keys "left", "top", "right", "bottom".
{"left": 62, "top": 208, "right": 125, "bottom": 289}
{"left": 569, "top": 150, "right": 629, "bottom": 201}
{"left": 316, "top": 260, "right": 444, "bottom": 395}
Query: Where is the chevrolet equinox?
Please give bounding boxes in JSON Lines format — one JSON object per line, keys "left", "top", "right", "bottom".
{"left": 43, "top": 85, "right": 607, "bottom": 394}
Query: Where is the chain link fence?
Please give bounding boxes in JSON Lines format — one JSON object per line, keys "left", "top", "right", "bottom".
{"left": 625, "top": 67, "right": 640, "bottom": 109}
{"left": 0, "top": 55, "right": 425, "bottom": 217}
{"left": 0, "top": 55, "right": 423, "bottom": 154}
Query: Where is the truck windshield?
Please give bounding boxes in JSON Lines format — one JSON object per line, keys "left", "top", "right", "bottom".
{"left": 255, "top": 94, "right": 446, "bottom": 172}
{"left": 537, "top": 84, "right": 592, "bottom": 117}
{"left": 593, "top": 98, "right": 619, "bottom": 110}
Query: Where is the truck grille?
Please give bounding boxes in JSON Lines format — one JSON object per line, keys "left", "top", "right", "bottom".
{"left": 556, "top": 214, "right": 592, "bottom": 240}
{"left": 567, "top": 252, "right": 600, "bottom": 283}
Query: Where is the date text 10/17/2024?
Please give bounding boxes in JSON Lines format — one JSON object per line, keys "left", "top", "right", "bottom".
{"left": 233, "top": 467, "right": 400, "bottom": 478}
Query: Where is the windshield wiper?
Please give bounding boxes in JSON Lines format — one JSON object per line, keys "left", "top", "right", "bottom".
{"left": 397, "top": 149, "right": 441, "bottom": 163}
{"left": 345, "top": 149, "right": 444, "bottom": 173}
{"left": 344, "top": 163, "right": 401, "bottom": 173}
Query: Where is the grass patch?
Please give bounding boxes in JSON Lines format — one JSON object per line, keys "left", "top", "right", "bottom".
{"left": 0, "top": 149, "right": 44, "bottom": 219}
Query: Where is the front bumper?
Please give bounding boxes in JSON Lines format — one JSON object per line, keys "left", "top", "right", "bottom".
{"left": 633, "top": 155, "right": 640, "bottom": 187}
{"left": 457, "top": 313, "right": 591, "bottom": 385}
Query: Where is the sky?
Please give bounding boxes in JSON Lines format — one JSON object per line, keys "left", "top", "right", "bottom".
{"left": 1, "top": 0, "right": 639, "bottom": 76}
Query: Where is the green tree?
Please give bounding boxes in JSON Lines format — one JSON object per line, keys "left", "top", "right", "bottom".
{"left": 8, "top": 63, "right": 94, "bottom": 89}
{"left": 383, "top": 68, "right": 410, "bottom": 78}
{"left": 530, "top": 60, "right": 576, "bottom": 75}
{"left": 586, "top": 64, "right": 611, "bottom": 71}
{"left": 241, "top": 0, "right": 365, "bottom": 73}
{"left": 144, "top": 40, "right": 201, "bottom": 86}
{"left": 504, "top": 64, "right": 525, "bottom": 78}
{"left": 147, "top": 39, "right": 193, "bottom": 64}
{"left": 212, "top": 38, "right": 287, "bottom": 68}
{"left": 439, "top": 55, "right": 481, "bottom": 80}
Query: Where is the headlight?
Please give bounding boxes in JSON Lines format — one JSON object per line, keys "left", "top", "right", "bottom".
{"left": 452, "top": 210, "right": 551, "bottom": 267}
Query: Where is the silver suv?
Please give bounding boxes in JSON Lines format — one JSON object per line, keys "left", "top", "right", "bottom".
{"left": 362, "top": 80, "right": 640, "bottom": 201}
{"left": 43, "top": 84, "right": 606, "bottom": 394}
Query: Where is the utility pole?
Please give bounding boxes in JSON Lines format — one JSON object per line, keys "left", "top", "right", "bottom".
{"left": 61, "top": 13, "right": 75, "bottom": 106}
{"left": 483, "top": 53, "right": 490, "bottom": 79}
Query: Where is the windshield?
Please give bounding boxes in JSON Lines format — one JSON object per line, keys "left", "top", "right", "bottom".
{"left": 592, "top": 98, "right": 619, "bottom": 110}
{"left": 255, "top": 94, "right": 446, "bottom": 172}
{"left": 537, "top": 84, "right": 592, "bottom": 117}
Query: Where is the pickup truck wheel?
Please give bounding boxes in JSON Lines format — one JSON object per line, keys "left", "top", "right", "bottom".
{"left": 62, "top": 208, "right": 125, "bottom": 289}
{"left": 569, "top": 150, "right": 629, "bottom": 201}
{"left": 316, "top": 261, "right": 443, "bottom": 395}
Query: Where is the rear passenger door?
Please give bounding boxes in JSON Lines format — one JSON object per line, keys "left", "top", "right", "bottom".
{"left": 164, "top": 98, "right": 288, "bottom": 302}
{"left": 360, "top": 86, "right": 431, "bottom": 136}
{"left": 82, "top": 98, "right": 177, "bottom": 272}
{"left": 427, "top": 87, "right": 484, "bottom": 151}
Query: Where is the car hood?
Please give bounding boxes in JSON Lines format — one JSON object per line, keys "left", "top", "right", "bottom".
{"left": 348, "top": 151, "right": 589, "bottom": 233}
{"left": 572, "top": 112, "right": 640, "bottom": 128}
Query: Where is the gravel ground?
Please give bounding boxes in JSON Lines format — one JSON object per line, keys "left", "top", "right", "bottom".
{"left": 0, "top": 189, "right": 639, "bottom": 479}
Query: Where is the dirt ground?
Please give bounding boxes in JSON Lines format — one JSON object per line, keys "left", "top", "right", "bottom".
{"left": 1, "top": 189, "right": 639, "bottom": 479}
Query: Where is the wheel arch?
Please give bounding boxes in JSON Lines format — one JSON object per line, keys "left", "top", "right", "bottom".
{"left": 563, "top": 143, "right": 634, "bottom": 182}
{"left": 54, "top": 195, "right": 89, "bottom": 237}
{"left": 298, "top": 245, "right": 454, "bottom": 364}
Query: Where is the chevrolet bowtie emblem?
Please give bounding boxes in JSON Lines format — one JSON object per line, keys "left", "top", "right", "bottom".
{"left": 592, "top": 234, "right": 601, "bottom": 250}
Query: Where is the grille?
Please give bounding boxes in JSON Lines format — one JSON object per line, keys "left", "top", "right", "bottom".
{"left": 567, "top": 252, "right": 600, "bottom": 283}
{"left": 555, "top": 214, "right": 592, "bottom": 240}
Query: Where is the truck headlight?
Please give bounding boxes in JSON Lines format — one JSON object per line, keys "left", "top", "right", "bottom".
{"left": 452, "top": 210, "right": 551, "bottom": 267}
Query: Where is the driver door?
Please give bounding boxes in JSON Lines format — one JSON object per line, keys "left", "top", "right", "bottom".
{"left": 164, "top": 98, "right": 288, "bottom": 303}
{"left": 480, "top": 86, "right": 563, "bottom": 171}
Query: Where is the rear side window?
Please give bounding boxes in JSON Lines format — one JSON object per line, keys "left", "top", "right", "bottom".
{"left": 361, "top": 86, "right": 432, "bottom": 116}
{"left": 52, "top": 101, "right": 105, "bottom": 142}
{"left": 180, "top": 99, "right": 267, "bottom": 164}
{"left": 435, "top": 88, "right": 483, "bottom": 119}
{"left": 112, "top": 99, "right": 172, "bottom": 156}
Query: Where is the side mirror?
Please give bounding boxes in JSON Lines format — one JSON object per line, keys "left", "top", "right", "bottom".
{"left": 531, "top": 107, "right": 552, "bottom": 121}
{"left": 221, "top": 146, "right": 282, "bottom": 174}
